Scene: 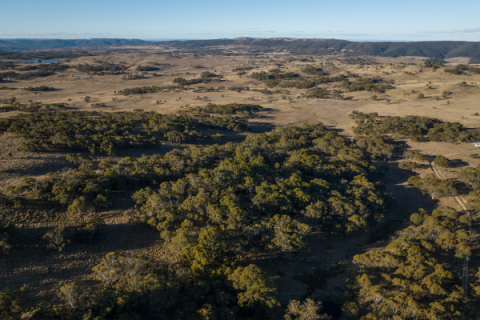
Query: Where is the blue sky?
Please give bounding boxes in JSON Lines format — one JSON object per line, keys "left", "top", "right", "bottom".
{"left": 2, "top": 0, "right": 480, "bottom": 41}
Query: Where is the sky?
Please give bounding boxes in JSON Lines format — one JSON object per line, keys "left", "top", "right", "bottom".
{"left": 1, "top": 0, "right": 480, "bottom": 42}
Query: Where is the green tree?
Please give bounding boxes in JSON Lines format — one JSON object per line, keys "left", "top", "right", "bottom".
{"left": 0, "top": 286, "right": 28, "bottom": 320}
{"left": 458, "top": 167, "right": 480, "bottom": 190}
{"left": 267, "top": 214, "right": 311, "bottom": 253}
{"left": 58, "top": 282, "right": 80, "bottom": 309}
{"left": 341, "top": 302, "right": 359, "bottom": 319}
{"left": 228, "top": 264, "right": 279, "bottom": 308}
{"left": 285, "top": 299, "right": 331, "bottom": 320}
{"left": 42, "top": 226, "right": 70, "bottom": 252}
{"left": 434, "top": 155, "right": 450, "bottom": 168}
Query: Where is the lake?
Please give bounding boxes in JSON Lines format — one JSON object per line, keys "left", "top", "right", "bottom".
{"left": 16, "top": 60, "right": 63, "bottom": 64}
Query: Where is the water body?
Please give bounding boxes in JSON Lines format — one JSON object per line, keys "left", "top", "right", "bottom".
{"left": 16, "top": 60, "right": 63, "bottom": 64}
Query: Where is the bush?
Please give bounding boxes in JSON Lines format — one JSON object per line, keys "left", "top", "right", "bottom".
{"left": 434, "top": 155, "right": 450, "bottom": 168}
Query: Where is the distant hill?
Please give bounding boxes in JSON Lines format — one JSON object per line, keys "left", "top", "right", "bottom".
{"left": 162, "top": 38, "right": 480, "bottom": 63}
{"left": 0, "top": 38, "right": 146, "bottom": 51}
{"left": 1, "top": 38, "right": 480, "bottom": 63}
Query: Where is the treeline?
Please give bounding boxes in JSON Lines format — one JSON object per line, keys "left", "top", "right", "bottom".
{"left": 0, "top": 102, "right": 68, "bottom": 113}
{"left": 178, "top": 103, "right": 265, "bottom": 116}
{"left": 351, "top": 111, "right": 480, "bottom": 142}
{"left": 16, "top": 62, "right": 69, "bottom": 72}
{"left": 122, "top": 73, "right": 145, "bottom": 80}
{"left": 305, "top": 87, "right": 352, "bottom": 100}
{"left": 23, "top": 85, "right": 55, "bottom": 91}
{"left": 0, "top": 110, "right": 250, "bottom": 155}
{"left": 251, "top": 68, "right": 300, "bottom": 83}
{"left": 76, "top": 63, "right": 127, "bottom": 74}
{"left": 173, "top": 71, "right": 223, "bottom": 86}
{"left": 424, "top": 60, "right": 445, "bottom": 68}
{"left": 341, "top": 76, "right": 393, "bottom": 93}
{"left": 119, "top": 86, "right": 162, "bottom": 95}
{"left": 118, "top": 85, "right": 184, "bottom": 95}
{"left": 136, "top": 65, "right": 159, "bottom": 71}
{"left": 0, "top": 70, "right": 54, "bottom": 80}
{"left": 251, "top": 68, "right": 346, "bottom": 89}
{"left": 444, "top": 64, "right": 480, "bottom": 75}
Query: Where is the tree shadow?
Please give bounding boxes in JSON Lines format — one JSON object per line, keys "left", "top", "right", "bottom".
{"left": 453, "top": 180, "right": 471, "bottom": 197}
{"left": 449, "top": 158, "right": 470, "bottom": 169}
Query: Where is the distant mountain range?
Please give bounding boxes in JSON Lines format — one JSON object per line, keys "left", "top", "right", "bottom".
{"left": 0, "top": 38, "right": 146, "bottom": 51}
{"left": 1, "top": 38, "right": 480, "bottom": 63}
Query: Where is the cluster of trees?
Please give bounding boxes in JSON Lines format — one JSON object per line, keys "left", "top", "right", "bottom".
{"left": 251, "top": 68, "right": 347, "bottom": 89}
{"left": 40, "top": 219, "right": 104, "bottom": 251}
{"left": 0, "top": 61, "right": 16, "bottom": 70}
{"left": 424, "top": 60, "right": 444, "bottom": 69}
{"left": 408, "top": 174, "right": 457, "bottom": 199}
{"left": 22, "top": 85, "right": 54, "bottom": 91}
{"left": 251, "top": 68, "right": 298, "bottom": 81}
{"left": 118, "top": 86, "right": 174, "bottom": 95}
{"left": 0, "top": 123, "right": 387, "bottom": 318}
{"left": 347, "top": 206, "right": 471, "bottom": 319}
{"left": 178, "top": 103, "right": 265, "bottom": 116}
{"left": 173, "top": 72, "right": 222, "bottom": 86}
{"left": 351, "top": 111, "right": 480, "bottom": 142}
{"left": 0, "top": 111, "right": 158, "bottom": 155}
{"left": 228, "top": 86, "right": 250, "bottom": 92}
{"left": 76, "top": 63, "right": 127, "bottom": 74}
{"left": 305, "top": 88, "right": 351, "bottom": 100}
{"left": 24, "top": 62, "right": 69, "bottom": 72}
{"left": 0, "top": 250, "right": 333, "bottom": 319}
{"left": 341, "top": 77, "right": 394, "bottom": 93}
{"left": 0, "top": 110, "right": 253, "bottom": 155}
{"left": 0, "top": 102, "right": 68, "bottom": 113}
{"left": 122, "top": 73, "right": 145, "bottom": 80}
{"left": 444, "top": 64, "right": 480, "bottom": 75}
{"left": 305, "top": 88, "right": 329, "bottom": 99}
{"left": 136, "top": 65, "right": 159, "bottom": 71}
{"left": 131, "top": 124, "right": 390, "bottom": 262}
{"left": 0, "top": 70, "right": 54, "bottom": 80}
{"left": 301, "top": 65, "right": 327, "bottom": 75}
{"left": 232, "top": 66, "right": 254, "bottom": 72}
{"left": 458, "top": 164, "right": 480, "bottom": 191}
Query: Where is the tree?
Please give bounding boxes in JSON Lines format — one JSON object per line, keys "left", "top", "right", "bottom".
{"left": 471, "top": 268, "right": 480, "bottom": 298}
{"left": 433, "top": 155, "right": 450, "bottom": 168}
{"left": 0, "top": 221, "right": 15, "bottom": 251}
{"left": 267, "top": 214, "right": 311, "bottom": 253}
{"left": 408, "top": 174, "right": 457, "bottom": 199}
{"left": 285, "top": 299, "right": 331, "bottom": 320}
{"left": 0, "top": 286, "right": 28, "bottom": 320}
{"left": 42, "top": 226, "right": 70, "bottom": 252}
{"left": 458, "top": 167, "right": 480, "bottom": 190}
{"left": 467, "top": 191, "right": 480, "bottom": 215}
{"left": 58, "top": 283, "right": 79, "bottom": 309}
{"left": 341, "top": 302, "right": 359, "bottom": 319}
{"left": 228, "top": 264, "right": 279, "bottom": 308}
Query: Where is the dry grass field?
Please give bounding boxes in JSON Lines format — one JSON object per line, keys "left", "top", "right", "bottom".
{"left": 1, "top": 49, "right": 480, "bottom": 318}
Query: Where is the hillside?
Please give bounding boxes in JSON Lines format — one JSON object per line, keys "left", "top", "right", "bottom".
{"left": 2, "top": 38, "right": 480, "bottom": 63}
